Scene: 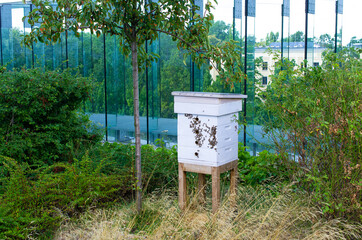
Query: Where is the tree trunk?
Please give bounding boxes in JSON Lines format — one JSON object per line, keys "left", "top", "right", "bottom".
{"left": 131, "top": 41, "right": 142, "bottom": 212}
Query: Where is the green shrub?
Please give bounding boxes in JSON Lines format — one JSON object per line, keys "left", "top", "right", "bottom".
{"left": 141, "top": 144, "right": 178, "bottom": 192}
{"left": 262, "top": 49, "right": 362, "bottom": 220}
{"left": 0, "top": 68, "right": 102, "bottom": 166}
{"left": 0, "top": 141, "right": 178, "bottom": 239}
{"left": 0, "top": 155, "right": 132, "bottom": 239}
{"left": 238, "top": 144, "right": 293, "bottom": 185}
{"left": 82, "top": 142, "right": 178, "bottom": 192}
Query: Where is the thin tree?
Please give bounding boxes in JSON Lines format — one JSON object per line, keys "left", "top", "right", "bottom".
{"left": 23, "top": 0, "right": 244, "bottom": 212}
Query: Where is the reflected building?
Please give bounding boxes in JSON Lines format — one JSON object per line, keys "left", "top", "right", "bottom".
{"left": 0, "top": 0, "right": 352, "bottom": 155}
{"left": 256, "top": 41, "right": 327, "bottom": 87}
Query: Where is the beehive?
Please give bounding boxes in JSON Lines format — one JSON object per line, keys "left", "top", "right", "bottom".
{"left": 172, "top": 91, "right": 247, "bottom": 167}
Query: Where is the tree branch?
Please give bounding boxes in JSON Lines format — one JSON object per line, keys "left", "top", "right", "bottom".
{"left": 147, "top": 1, "right": 166, "bottom": 16}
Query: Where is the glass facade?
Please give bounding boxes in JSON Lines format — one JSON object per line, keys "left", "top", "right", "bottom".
{"left": 0, "top": 0, "right": 355, "bottom": 155}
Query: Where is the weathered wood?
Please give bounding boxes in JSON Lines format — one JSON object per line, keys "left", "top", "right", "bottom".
{"left": 230, "top": 165, "right": 238, "bottom": 207}
{"left": 178, "top": 163, "right": 187, "bottom": 211}
{"left": 219, "top": 160, "right": 238, "bottom": 173}
{"left": 178, "top": 160, "right": 238, "bottom": 213}
{"left": 181, "top": 160, "right": 238, "bottom": 174}
{"left": 198, "top": 173, "right": 206, "bottom": 204}
{"left": 212, "top": 166, "right": 221, "bottom": 213}
{"left": 230, "top": 165, "right": 237, "bottom": 195}
{"left": 181, "top": 163, "right": 212, "bottom": 174}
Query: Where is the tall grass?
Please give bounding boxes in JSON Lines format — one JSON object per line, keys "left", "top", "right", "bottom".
{"left": 55, "top": 184, "right": 361, "bottom": 240}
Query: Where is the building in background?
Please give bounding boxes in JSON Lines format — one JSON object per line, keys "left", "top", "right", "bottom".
{"left": 1, "top": 0, "right": 357, "bottom": 155}
{"left": 256, "top": 42, "right": 327, "bottom": 87}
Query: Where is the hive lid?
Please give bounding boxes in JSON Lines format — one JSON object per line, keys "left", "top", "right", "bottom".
{"left": 172, "top": 91, "right": 247, "bottom": 99}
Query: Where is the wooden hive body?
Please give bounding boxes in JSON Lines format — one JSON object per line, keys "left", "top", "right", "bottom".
{"left": 173, "top": 91, "right": 247, "bottom": 167}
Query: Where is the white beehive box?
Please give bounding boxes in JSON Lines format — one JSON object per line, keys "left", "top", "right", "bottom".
{"left": 172, "top": 91, "right": 247, "bottom": 167}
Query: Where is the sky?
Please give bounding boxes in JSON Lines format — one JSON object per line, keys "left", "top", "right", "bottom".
{"left": 1, "top": 0, "right": 361, "bottom": 45}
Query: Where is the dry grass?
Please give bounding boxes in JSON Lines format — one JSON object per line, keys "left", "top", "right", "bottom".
{"left": 55, "top": 185, "right": 361, "bottom": 240}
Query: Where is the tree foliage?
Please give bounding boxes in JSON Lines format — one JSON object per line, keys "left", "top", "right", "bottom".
{"left": 289, "top": 31, "right": 304, "bottom": 42}
{"left": 23, "top": 0, "right": 244, "bottom": 211}
{"left": 266, "top": 31, "right": 279, "bottom": 45}
{"left": 23, "top": 0, "right": 243, "bottom": 82}
{"left": 317, "top": 33, "right": 333, "bottom": 48}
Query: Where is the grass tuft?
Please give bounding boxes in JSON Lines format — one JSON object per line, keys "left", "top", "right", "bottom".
{"left": 54, "top": 184, "right": 362, "bottom": 240}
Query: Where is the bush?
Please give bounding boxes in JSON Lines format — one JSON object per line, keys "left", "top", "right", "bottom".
{"left": 0, "top": 141, "right": 178, "bottom": 239}
{"left": 0, "top": 68, "right": 102, "bottom": 166}
{"left": 82, "top": 141, "right": 178, "bottom": 192}
{"left": 238, "top": 144, "right": 293, "bottom": 185}
{"left": 262, "top": 49, "right": 362, "bottom": 220}
{"left": 0, "top": 155, "right": 132, "bottom": 239}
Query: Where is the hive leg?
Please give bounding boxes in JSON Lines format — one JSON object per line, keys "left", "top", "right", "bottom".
{"left": 211, "top": 167, "right": 221, "bottom": 213}
{"left": 230, "top": 164, "right": 238, "bottom": 207}
{"left": 198, "top": 173, "right": 206, "bottom": 204}
{"left": 179, "top": 163, "right": 187, "bottom": 211}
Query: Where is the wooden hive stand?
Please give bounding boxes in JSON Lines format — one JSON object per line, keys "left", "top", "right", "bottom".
{"left": 172, "top": 91, "right": 246, "bottom": 213}
{"left": 178, "top": 160, "right": 238, "bottom": 213}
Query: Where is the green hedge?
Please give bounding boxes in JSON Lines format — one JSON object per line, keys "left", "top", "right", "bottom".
{"left": 0, "top": 142, "right": 178, "bottom": 239}
{"left": 0, "top": 68, "right": 102, "bottom": 166}
{"left": 0, "top": 155, "right": 132, "bottom": 239}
